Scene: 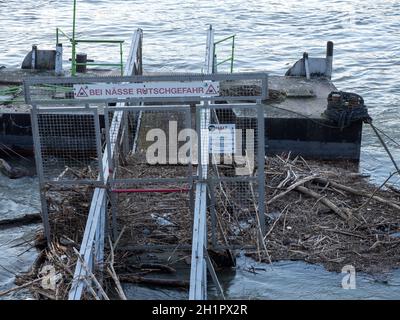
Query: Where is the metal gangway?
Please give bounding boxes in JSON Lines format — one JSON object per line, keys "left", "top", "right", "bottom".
{"left": 24, "top": 26, "right": 268, "bottom": 300}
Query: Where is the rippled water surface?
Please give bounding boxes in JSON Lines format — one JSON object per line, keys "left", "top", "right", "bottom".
{"left": 0, "top": 0, "right": 399, "bottom": 299}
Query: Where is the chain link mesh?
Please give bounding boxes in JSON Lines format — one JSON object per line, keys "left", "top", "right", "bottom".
{"left": 199, "top": 104, "right": 264, "bottom": 248}
{"left": 35, "top": 110, "right": 101, "bottom": 182}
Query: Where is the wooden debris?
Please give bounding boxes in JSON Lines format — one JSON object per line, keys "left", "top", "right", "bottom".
{"left": 294, "top": 185, "right": 350, "bottom": 220}
{"left": 313, "top": 177, "right": 400, "bottom": 210}
{"left": 107, "top": 238, "right": 127, "bottom": 300}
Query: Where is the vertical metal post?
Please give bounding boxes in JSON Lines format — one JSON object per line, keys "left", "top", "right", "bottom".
{"left": 104, "top": 107, "right": 118, "bottom": 240}
{"left": 95, "top": 194, "right": 106, "bottom": 277}
{"left": 203, "top": 219, "right": 207, "bottom": 299}
{"left": 326, "top": 41, "right": 334, "bottom": 79}
{"left": 71, "top": 0, "right": 77, "bottom": 76}
{"left": 109, "top": 189, "right": 118, "bottom": 241}
{"left": 303, "top": 52, "right": 310, "bottom": 80}
{"left": 208, "top": 181, "right": 217, "bottom": 248}
{"left": 189, "top": 182, "right": 208, "bottom": 300}
{"left": 31, "top": 45, "right": 37, "bottom": 70}
{"left": 257, "top": 104, "right": 266, "bottom": 235}
{"left": 185, "top": 108, "right": 195, "bottom": 212}
{"left": 93, "top": 108, "right": 104, "bottom": 183}
{"left": 189, "top": 185, "right": 195, "bottom": 213}
{"left": 31, "top": 107, "right": 51, "bottom": 241}
{"left": 189, "top": 25, "right": 215, "bottom": 300}
{"left": 55, "top": 44, "right": 63, "bottom": 75}
{"left": 196, "top": 105, "right": 203, "bottom": 179}
{"left": 104, "top": 106, "right": 113, "bottom": 174}
{"left": 138, "top": 36, "right": 143, "bottom": 75}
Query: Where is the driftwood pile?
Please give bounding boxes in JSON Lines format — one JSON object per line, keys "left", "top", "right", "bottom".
{"left": 6, "top": 154, "right": 400, "bottom": 299}
{"left": 0, "top": 241, "right": 78, "bottom": 300}
{"left": 219, "top": 155, "right": 400, "bottom": 273}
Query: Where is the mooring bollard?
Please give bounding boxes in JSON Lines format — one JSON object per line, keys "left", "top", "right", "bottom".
{"left": 31, "top": 45, "right": 38, "bottom": 70}
{"left": 55, "top": 43, "right": 63, "bottom": 75}
{"left": 76, "top": 52, "right": 87, "bottom": 73}
{"left": 326, "top": 41, "right": 334, "bottom": 79}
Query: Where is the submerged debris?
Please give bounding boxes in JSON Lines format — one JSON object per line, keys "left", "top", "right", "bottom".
{"left": 0, "top": 158, "right": 33, "bottom": 179}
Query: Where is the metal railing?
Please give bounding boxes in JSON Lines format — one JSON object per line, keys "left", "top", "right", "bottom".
{"left": 56, "top": 27, "right": 124, "bottom": 76}
{"left": 213, "top": 34, "right": 235, "bottom": 73}
{"left": 0, "top": 85, "right": 23, "bottom": 104}
{"left": 24, "top": 72, "right": 268, "bottom": 106}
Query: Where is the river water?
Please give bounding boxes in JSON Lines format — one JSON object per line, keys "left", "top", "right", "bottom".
{"left": 0, "top": 0, "right": 399, "bottom": 299}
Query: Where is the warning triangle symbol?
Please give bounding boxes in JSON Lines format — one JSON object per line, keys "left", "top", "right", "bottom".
{"left": 205, "top": 84, "right": 218, "bottom": 95}
{"left": 76, "top": 86, "right": 88, "bottom": 97}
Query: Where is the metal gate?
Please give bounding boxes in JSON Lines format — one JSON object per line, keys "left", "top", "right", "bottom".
{"left": 103, "top": 104, "right": 194, "bottom": 249}
{"left": 30, "top": 106, "right": 103, "bottom": 241}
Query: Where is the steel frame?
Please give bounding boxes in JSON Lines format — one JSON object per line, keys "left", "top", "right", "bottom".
{"left": 103, "top": 104, "right": 193, "bottom": 241}
{"left": 26, "top": 26, "right": 268, "bottom": 301}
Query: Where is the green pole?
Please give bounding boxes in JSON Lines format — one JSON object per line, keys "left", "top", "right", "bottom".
{"left": 71, "top": 0, "right": 77, "bottom": 76}
{"left": 230, "top": 35, "right": 235, "bottom": 73}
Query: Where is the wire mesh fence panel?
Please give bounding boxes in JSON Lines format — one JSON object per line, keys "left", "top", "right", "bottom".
{"left": 105, "top": 106, "right": 194, "bottom": 181}
{"left": 197, "top": 103, "right": 266, "bottom": 248}
{"left": 209, "top": 180, "right": 262, "bottom": 249}
{"left": 104, "top": 106, "right": 195, "bottom": 249}
{"left": 43, "top": 184, "right": 96, "bottom": 243}
{"left": 110, "top": 181, "right": 193, "bottom": 248}
{"left": 33, "top": 108, "right": 103, "bottom": 184}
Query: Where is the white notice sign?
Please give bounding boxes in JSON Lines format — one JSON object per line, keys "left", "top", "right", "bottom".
{"left": 73, "top": 81, "right": 219, "bottom": 99}
{"left": 208, "top": 124, "right": 236, "bottom": 154}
